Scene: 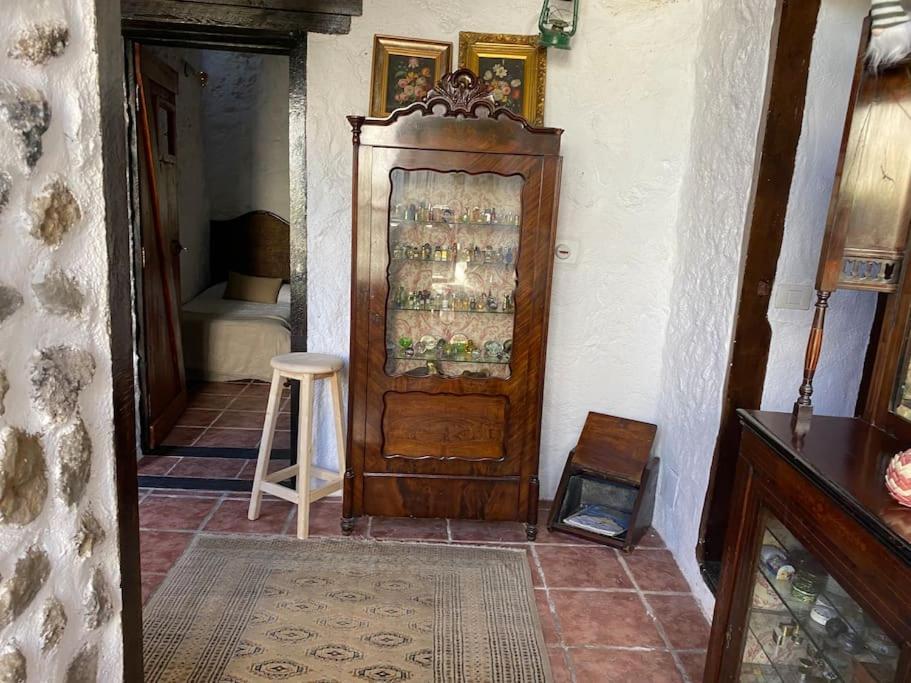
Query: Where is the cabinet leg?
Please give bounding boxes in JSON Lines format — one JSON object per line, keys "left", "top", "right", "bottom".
{"left": 525, "top": 524, "right": 538, "bottom": 541}
{"left": 341, "top": 517, "right": 355, "bottom": 536}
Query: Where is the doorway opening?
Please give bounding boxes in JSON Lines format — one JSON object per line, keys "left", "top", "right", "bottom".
{"left": 130, "top": 44, "right": 295, "bottom": 493}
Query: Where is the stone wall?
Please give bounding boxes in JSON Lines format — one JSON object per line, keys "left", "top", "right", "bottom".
{"left": 653, "top": 0, "right": 778, "bottom": 615}
{"left": 202, "top": 51, "right": 290, "bottom": 222}
{"left": 0, "top": 0, "right": 123, "bottom": 680}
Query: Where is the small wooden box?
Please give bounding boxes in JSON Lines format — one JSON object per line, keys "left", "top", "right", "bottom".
{"left": 547, "top": 412, "right": 659, "bottom": 552}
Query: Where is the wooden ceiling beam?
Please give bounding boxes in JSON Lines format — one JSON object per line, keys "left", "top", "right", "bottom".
{"left": 121, "top": 0, "right": 356, "bottom": 40}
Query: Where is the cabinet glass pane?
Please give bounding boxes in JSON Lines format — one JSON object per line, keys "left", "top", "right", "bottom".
{"left": 739, "top": 512, "right": 900, "bottom": 682}
{"left": 385, "top": 169, "right": 522, "bottom": 379}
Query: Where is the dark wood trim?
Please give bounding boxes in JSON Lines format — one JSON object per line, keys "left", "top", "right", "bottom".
{"left": 699, "top": 0, "right": 825, "bottom": 568}
{"left": 100, "top": 1, "right": 144, "bottom": 680}
{"left": 138, "top": 475, "right": 256, "bottom": 491}
{"left": 121, "top": 0, "right": 353, "bottom": 38}
{"left": 143, "top": 445, "right": 290, "bottom": 458}
{"left": 287, "top": 38, "right": 308, "bottom": 474}
{"left": 178, "top": 0, "right": 362, "bottom": 15}
{"left": 855, "top": 291, "right": 887, "bottom": 417}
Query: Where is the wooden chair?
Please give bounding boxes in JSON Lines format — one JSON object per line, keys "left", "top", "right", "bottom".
{"left": 248, "top": 352, "right": 345, "bottom": 539}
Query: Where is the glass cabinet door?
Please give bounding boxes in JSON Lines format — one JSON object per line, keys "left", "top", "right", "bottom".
{"left": 385, "top": 168, "right": 522, "bottom": 380}
{"left": 739, "top": 512, "right": 901, "bottom": 682}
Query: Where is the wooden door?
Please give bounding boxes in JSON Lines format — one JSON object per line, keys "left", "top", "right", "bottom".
{"left": 136, "top": 46, "right": 187, "bottom": 449}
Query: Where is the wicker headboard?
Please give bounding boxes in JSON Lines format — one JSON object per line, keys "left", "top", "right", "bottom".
{"left": 210, "top": 211, "right": 290, "bottom": 283}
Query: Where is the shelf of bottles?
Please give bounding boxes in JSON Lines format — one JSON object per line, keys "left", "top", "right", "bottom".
{"left": 385, "top": 168, "right": 522, "bottom": 379}
{"left": 738, "top": 512, "right": 900, "bottom": 682}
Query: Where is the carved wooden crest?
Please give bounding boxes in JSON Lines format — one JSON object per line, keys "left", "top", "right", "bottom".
{"left": 349, "top": 68, "right": 563, "bottom": 142}
{"left": 424, "top": 69, "right": 496, "bottom": 115}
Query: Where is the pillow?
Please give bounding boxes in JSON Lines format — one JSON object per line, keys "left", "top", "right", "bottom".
{"left": 223, "top": 271, "right": 283, "bottom": 304}
{"left": 277, "top": 284, "right": 291, "bottom": 305}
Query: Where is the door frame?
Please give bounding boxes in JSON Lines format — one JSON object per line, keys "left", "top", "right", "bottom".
{"left": 697, "top": 0, "right": 845, "bottom": 581}
{"left": 103, "top": 0, "right": 360, "bottom": 677}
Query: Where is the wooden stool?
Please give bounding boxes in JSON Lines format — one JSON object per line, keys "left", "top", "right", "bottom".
{"left": 248, "top": 352, "right": 345, "bottom": 539}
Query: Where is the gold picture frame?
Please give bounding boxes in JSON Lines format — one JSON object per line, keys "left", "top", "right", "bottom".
{"left": 458, "top": 32, "right": 547, "bottom": 126}
{"left": 370, "top": 35, "right": 453, "bottom": 118}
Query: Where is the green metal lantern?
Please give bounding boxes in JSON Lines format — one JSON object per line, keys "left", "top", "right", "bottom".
{"left": 538, "top": 0, "right": 580, "bottom": 50}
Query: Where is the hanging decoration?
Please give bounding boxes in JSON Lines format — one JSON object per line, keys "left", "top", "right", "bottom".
{"left": 538, "top": 0, "right": 579, "bottom": 50}
{"left": 868, "top": 0, "right": 911, "bottom": 69}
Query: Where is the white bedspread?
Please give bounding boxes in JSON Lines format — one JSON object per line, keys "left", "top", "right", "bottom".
{"left": 182, "top": 282, "right": 291, "bottom": 383}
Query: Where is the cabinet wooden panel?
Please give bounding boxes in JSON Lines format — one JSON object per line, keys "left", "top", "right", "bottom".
{"left": 381, "top": 392, "right": 508, "bottom": 460}
{"left": 342, "top": 70, "right": 563, "bottom": 539}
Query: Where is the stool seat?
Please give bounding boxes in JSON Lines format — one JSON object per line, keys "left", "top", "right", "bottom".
{"left": 270, "top": 352, "right": 344, "bottom": 375}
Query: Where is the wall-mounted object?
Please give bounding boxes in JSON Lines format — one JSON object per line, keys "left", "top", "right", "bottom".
{"left": 547, "top": 412, "right": 659, "bottom": 551}
{"left": 343, "top": 69, "right": 564, "bottom": 540}
{"left": 793, "top": 20, "right": 911, "bottom": 430}
{"left": 458, "top": 32, "right": 547, "bottom": 126}
{"left": 538, "top": 0, "right": 579, "bottom": 50}
{"left": 369, "top": 35, "right": 452, "bottom": 118}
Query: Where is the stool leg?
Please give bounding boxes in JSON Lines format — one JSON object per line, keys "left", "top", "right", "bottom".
{"left": 329, "top": 370, "right": 346, "bottom": 476}
{"left": 296, "top": 374, "right": 314, "bottom": 539}
{"left": 248, "top": 370, "right": 284, "bottom": 521}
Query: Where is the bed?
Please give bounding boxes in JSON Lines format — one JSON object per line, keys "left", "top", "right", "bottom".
{"left": 181, "top": 211, "right": 291, "bottom": 383}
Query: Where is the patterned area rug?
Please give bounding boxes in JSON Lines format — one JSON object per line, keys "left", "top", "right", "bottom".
{"left": 143, "top": 535, "right": 551, "bottom": 682}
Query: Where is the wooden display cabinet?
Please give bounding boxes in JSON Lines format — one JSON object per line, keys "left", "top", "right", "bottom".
{"left": 342, "top": 70, "right": 564, "bottom": 540}
{"left": 705, "top": 411, "right": 911, "bottom": 681}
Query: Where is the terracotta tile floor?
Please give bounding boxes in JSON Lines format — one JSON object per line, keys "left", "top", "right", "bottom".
{"left": 155, "top": 379, "right": 291, "bottom": 450}
{"left": 138, "top": 489, "right": 709, "bottom": 682}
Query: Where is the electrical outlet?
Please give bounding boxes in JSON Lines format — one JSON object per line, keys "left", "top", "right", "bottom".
{"left": 554, "top": 240, "right": 579, "bottom": 264}
{"left": 774, "top": 284, "right": 813, "bottom": 311}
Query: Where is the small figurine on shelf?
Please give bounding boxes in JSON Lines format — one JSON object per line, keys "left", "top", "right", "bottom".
{"left": 421, "top": 243, "right": 432, "bottom": 260}
{"left": 886, "top": 449, "right": 911, "bottom": 507}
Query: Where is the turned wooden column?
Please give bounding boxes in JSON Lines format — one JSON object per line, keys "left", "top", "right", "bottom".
{"left": 792, "top": 290, "right": 831, "bottom": 432}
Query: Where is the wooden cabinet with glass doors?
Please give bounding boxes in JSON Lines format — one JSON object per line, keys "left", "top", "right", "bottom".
{"left": 342, "top": 70, "right": 563, "bottom": 539}
{"left": 705, "top": 411, "right": 911, "bottom": 682}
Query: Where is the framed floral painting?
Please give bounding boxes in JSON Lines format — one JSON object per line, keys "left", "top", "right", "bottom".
{"left": 370, "top": 35, "right": 453, "bottom": 118}
{"left": 458, "top": 33, "right": 547, "bottom": 125}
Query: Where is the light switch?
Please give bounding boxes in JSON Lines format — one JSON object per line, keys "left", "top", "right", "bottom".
{"left": 554, "top": 240, "right": 579, "bottom": 264}
{"left": 774, "top": 283, "right": 813, "bottom": 311}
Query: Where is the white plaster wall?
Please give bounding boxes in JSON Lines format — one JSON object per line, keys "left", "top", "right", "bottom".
{"left": 653, "top": 0, "right": 778, "bottom": 615}
{"left": 201, "top": 51, "right": 290, "bottom": 221}
{"left": 762, "top": 0, "right": 876, "bottom": 416}
{"left": 0, "top": 0, "right": 123, "bottom": 679}
{"left": 148, "top": 46, "right": 214, "bottom": 302}
{"left": 307, "top": 0, "right": 702, "bottom": 490}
